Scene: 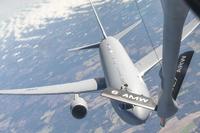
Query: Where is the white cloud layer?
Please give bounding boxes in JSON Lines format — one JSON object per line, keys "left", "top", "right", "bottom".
{"left": 0, "top": 0, "right": 131, "bottom": 41}
{"left": 0, "top": 0, "right": 94, "bottom": 40}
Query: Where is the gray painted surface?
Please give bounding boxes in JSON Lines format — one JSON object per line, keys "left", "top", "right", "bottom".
{"left": 0, "top": 0, "right": 198, "bottom": 130}
{"left": 157, "top": 0, "right": 190, "bottom": 118}
{"left": 99, "top": 37, "right": 151, "bottom": 125}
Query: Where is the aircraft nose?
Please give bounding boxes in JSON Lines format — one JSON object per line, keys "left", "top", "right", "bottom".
{"left": 132, "top": 106, "right": 151, "bottom": 121}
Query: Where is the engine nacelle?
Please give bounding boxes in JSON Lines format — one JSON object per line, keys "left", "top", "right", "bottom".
{"left": 70, "top": 96, "right": 88, "bottom": 119}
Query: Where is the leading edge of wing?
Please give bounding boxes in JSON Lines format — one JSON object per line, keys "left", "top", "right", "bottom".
{"left": 0, "top": 78, "right": 106, "bottom": 95}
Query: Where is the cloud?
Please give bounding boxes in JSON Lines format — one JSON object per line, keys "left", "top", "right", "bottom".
{"left": 0, "top": 117, "right": 11, "bottom": 131}
{"left": 0, "top": 0, "right": 95, "bottom": 41}
{"left": 36, "top": 125, "right": 53, "bottom": 133}
{"left": 40, "top": 110, "right": 55, "bottom": 124}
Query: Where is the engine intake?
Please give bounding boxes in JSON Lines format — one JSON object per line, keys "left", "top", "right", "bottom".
{"left": 70, "top": 95, "right": 88, "bottom": 119}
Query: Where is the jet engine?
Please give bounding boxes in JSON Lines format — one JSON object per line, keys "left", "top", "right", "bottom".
{"left": 70, "top": 94, "right": 88, "bottom": 119}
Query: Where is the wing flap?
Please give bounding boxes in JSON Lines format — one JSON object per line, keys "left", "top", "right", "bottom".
{"left": 0, "top": 78, "right": 106, "bottom": 95}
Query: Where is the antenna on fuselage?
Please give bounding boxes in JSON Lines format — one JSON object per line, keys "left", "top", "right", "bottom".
{"left": 89, "top": 0, "right": 107, "bottom": 39}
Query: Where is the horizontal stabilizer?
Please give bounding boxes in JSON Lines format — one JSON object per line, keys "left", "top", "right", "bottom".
{"left": 101, "top": 88, "right": 157, "bottom": 110}
{"left": 0, "top": 78, "right": 106, "bottom": 95}
{"left": 68, "top": 42, "right": 101, "bottom": 52}
{"left": 172, "top": 51, "right": 194, "bottom": 99}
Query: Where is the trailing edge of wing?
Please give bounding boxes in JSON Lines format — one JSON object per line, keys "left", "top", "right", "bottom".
{"left": 135, "top": 18, "right": 200, "bottom": 76}
{"left": 114, "top": 20, "right": 142, "bottom": 40}
{"left": 0, "top": 78, "right": 106, "bottom": 95}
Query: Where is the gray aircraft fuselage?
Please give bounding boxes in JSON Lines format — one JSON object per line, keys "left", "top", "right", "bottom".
{"left": 99, "top": 36, "right": 151, "bottom": 125}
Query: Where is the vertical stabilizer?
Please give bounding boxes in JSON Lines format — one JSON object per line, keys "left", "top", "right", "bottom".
{"left": 89, "top": 0, "right": 107, "bottom": 39}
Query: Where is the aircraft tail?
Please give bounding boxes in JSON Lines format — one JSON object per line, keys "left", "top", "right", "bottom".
{"left": 89, "top": 0, "right": 107, "bottom": 39}
{"left": 68, "top": 0, "right": 107, "bottom": 52}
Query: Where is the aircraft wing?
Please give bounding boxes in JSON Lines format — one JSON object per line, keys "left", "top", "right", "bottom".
{"left": 114, "top": 20, "right": 142, "bottom": 40}
{"left": 181, "top": 18, "right": 200, "bottom": 41}
{"left": 0, "top": 78, "right": 106, "bottom": 95}
{"left": 135, "top": 18, "right": 200, "bottom": 76}
{"left": 135, "top": 45, "right": 162, "bottom": 76}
